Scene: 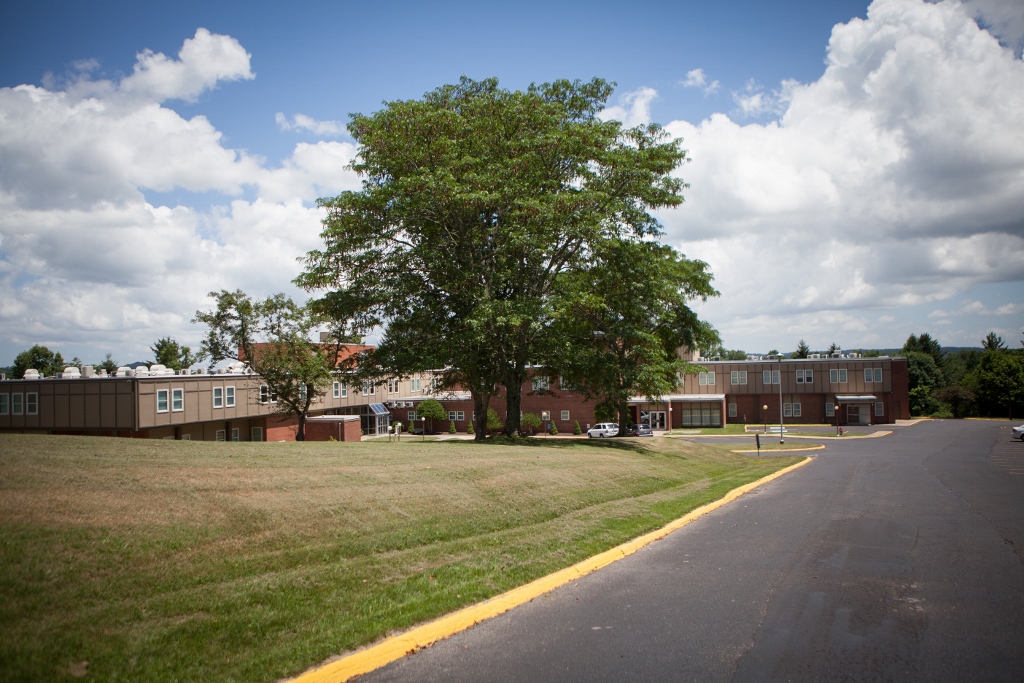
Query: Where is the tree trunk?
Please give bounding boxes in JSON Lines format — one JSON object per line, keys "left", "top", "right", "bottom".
{"left": 614, "top": 398, "right": 630, "bottom": 436}
{"left": 503, "top": 366, "right": 525, "bottom": 437}
{"left": 296, "top": 413, "right": 306, "bottom": 441}
{"left": 471, "top": 389, "right": 491, "bottom": 441}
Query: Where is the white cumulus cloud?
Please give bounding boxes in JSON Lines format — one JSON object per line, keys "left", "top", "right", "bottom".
{"left": 276, "top": 112, "right": 347, "bottom": 136}
{"left": 599, "top": 87, "right": 658, "bottom": 127}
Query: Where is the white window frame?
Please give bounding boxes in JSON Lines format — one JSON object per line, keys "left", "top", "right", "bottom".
{"left": 171, "top": 388, "right": 184, "bottom": 412}
{"left": 541, "top": 410, "right": 551, "bottom": 422}
{"left": 804, "top": 369, "right": 813, "bottom": 383}
{"left": 156, "top": 389, "right": 169, "bottom": 413}
{"left": 11, "top": 393, "right": 24, "bottom": 415}
{"left": 26, "top": 392, "right": 38, "bottom": 415}
{"left": 260, "top": 385, "right": 278, "bottom": 404}
{"left": 410, "top": 378, "right": 421, "bottom": 393}
{"left": 0, "top": 394, "right": 8, "bottom": 415}
{"left": 793, "top": 402, "right": 801, "bottom": 417}
{"left": 739, "top": 370, "right": 747, "bottom": 384}
{"left": 728, "top": 402, "right": 737, "bottom": 418}
{"left": 213, "top": 387, "right": 223, "bottom": 408}
{"left": 561, "top": 410, "right": 570, "bottom": 421}
{"left": 796, "top": 369, "right": 805, "bottom": 384}
{"left": 763, "top": 370, "right": 771, "bottom": 385}
{"left": 251, "top": 427, "right": 263, "bottom": 442}
{"left": 830, "top": 369, "right": 848, "bottom": 383}
{"left": 840, "top": 369, "right": 847, "bottom": 383}
{"left": 388, "top": 379, "right": 400, "bottom": 394}
{"left": 226, "top": 386, "right": 235, "bottom": 407}
{"left": 825, "top": 402, "right": 835, "bottom": 417}
{"left": 875, "top": 401, "right": 884, "bottom": 416}
{"left": 874, "top": 368, "right": 882, "bottom": 383}
{"left": 231, "top": 428, "right": 239, "bottom": 442}
{"left": 708, "top": 371, "right": 715, "bottom": 385}
{"left": 447, "top": 411, "right": 465, "bottom": 421}
{"left": 215, "top": 429, "right": 226, "bottom": 441}
{"left": 362, "top": 381, "right": 375, "bottom": 396}
{"left": 407, "top": 411, "right": 417, "bottom": 421}
{"left": 299, "top": 384, "right": 308, "bottom": 401}
{"left": 783, "top": 403, "right": 793, "bottom": 418}
{"left": 333, "top": 381, "right": 341, "bottom": 399}
{"left": 340, "top": 382, "right": 347, "bottom": 398}
{"left": 864, "top": 368, "right": 873, "bottom": 383}
{"left": 531, "top": 375, "right": 550, "bottom": 391}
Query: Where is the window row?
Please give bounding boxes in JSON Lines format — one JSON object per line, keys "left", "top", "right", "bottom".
{"left": 0, "top": 392, "right": 38, "bottom": 415}
{"left": 864, "top": 368, "right": 883, "bottom": 383}
{"left": 156, "top": 389, "right": 184, "bottom": 413}
{"left": 212, "top": 427, "right": 264, "bottom": 442}
{"left": 783, "top": 402, "right": 802, "bottom": 418}
{"left": 212, "top": 386, "right": 236, "bottom": 408}
{"left": 730, "top": 371, "right": 747, "bottom": 385}
{"left": 825, "top": 402, "right": 885, "bottom": 416}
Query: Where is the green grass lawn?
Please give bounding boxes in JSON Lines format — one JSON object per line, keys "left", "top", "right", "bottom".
{"left": 0, "top": 434, "right": 801, "bottom": 682}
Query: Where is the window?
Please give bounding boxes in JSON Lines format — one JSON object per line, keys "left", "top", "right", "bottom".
{"left": 171, "top": 389, "right": 184, "bottom": 412}
{"left": 560, "top": 377, "right": 579, "bottom": 392}
{"left": 0, "top": 394, "right": 8, "bottom": 415}
{"left": 215, "top": 430, "right": 226, "bottom": 441}
{"left": 826, "top": 402, "right": 835, "bottom": 417}
{"left": 561, "top": 410, "right": 570, "bottom": 421}
{"left": 699, "top": 371, "right": 715, "bottom": 385}
{"left": 362, "top": 381, "right": 375, "bottom": 396}
{"left": 829, "top": 369, "right": 847, "bottom": 383}
{"left": 729, "top": 370, "right": 747, "bottom": 385}
{"left": 181, "top": 434, "right": 191, "bottom": 441}
{"left": 260, "top": 385, "right": 274, "bottom": 404}
{"left": 762, "top": 370, "right": 780, "bottom": 385}
{"left": 784, "top": 403, "right": 793, "bottom": 418}
{"left": 531, "top": 376, "right": 549, "bottom": 391}
{"left": 157, "top": 389, "right": 169, "bottom": 413}
{"left": 251, "top": 427, "right": 263, "bottom": 442}
{"left": 875, "top": 401, "right": 884, "bottom": 416}
{"left": 388, "top": 379, "right": 400, "bottom": 394}
{"left": 864, "top": 368, "right": 873, "bottom": 383}
{"left": 26, "top": 393, "right": 38, "bottom": 415}
{"left": 728, "top": 403, "right": 737, "bottom": 418}
{"left": 410, "top": 378, "right": 421, "bottom": 392}
{"left": 448, "top": 411, "right": 465, "bottom": 421}
{"left": 226, "top": 386, "right": 235, "bottom": 407}
{"left": 408, "top": 411, "right": 417, "bottom": 421}
{"left": 541, "top": 410, "right": 551, "bottom": 421}
{"left": 797, "top": 369, "right": 812, "bottom": 384}
{"left": 299, "top": 384, "right": 307, "bottom": 401}
{"left": 874, "top": 368, "right": 882, "bottom": 383}
{"left": 213, "top": 387, "right": 223, "bottom": 408}
{"left": 231, "top": 428, "right": 239, "bottom": 442}
{"left": 333, "top": 381, "right": 340, "bottom": 399}
{"left": 12, "top": 393, "right": 24, "bottom": 415}
{"left": 793, "top": 402, "right": 801, "bottom": 417}
{"left": 340, "top": 382, "right": 347, "bottom": 398}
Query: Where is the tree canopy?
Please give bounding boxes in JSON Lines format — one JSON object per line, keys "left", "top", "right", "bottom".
{"left": 793, "top": 340, "right": 810, "bottom": 359}
{"left": 150, "top": 337, "right": 200, "bottom": 371}
{"left": 194, "top": 290, "right": 342, "bottom": 441}
{"left": 12, "top": 345, "right": 66, "bottom": 378}
{"left": 298, "top": 76, "right": 709, "bottom": 439}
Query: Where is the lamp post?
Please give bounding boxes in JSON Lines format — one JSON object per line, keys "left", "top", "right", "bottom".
{"left": 421, "top": 415, "right": 426, "bottom": 442}
{"left": 667, "top": 404, "right": 673, "bottom": 435}
{"left": 762, "top": 404, "right": 768, "bottom": 433}
{"left": 778, "top": 355, "right": 784, "bottom": 444}
{"left": 835, "top": 402, "right": 841, "bottom": 436}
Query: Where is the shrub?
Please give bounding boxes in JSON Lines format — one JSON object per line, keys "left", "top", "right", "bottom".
{"left": 449, "top": 420, "right": 456, "bottom": 434}
{"left": 549, "top": 422, "right": 558, "bottom": 435}
{"left": 486, "top": 408, "right": 503, "bottom": 433}
{"left": 521, "top": 412, "right": 541, "bottom": 434}
{"left": 573, "top": 420, "right": 582, "bottom": 435}
{"left": 467, "top": 422, "right": 475, "bottom": 435}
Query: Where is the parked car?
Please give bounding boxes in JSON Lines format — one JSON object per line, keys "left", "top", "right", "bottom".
{"left": 626, "top": 423, "right": 654, "bottom": 437}
{"left": 1013, "top": 424, "right": 1024, "bottom": 441}
{"left": 587, "top": 423, "right": 619, "bottom": 438}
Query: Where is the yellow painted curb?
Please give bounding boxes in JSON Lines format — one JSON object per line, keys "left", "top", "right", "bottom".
{"left": 286, "top": 456, "right": 813, "bottom": 683}
{"left": 731, "top": 444, "right": 826, "bottom": 454}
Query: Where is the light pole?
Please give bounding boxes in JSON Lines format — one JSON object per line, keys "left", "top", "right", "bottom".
{"left": 778, "top": 355, "right": 784, "bottom": 444}
{"left": 835, "top": 402, "right": 841, "bottom": 436}
{"left": 762, "top": 404, "right": 768, "bottom": 433}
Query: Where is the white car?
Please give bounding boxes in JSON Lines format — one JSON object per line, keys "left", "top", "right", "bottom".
{"left": 1013, "top": 424, "right": 1024, "bottom": 441}
{"left": 588, "top": 423, "right": 619, "bottom": 438}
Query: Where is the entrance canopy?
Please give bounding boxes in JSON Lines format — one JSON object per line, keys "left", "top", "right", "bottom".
{"left": 835, "top": 395, "right": 877, "bottom": 403}
{"left": 628, "top": 394, "right": 726, "bottom": 404}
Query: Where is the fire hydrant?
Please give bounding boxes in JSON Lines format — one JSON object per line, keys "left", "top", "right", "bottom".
{"left": 838, "top": 427, "right": 844, "bottom": 436}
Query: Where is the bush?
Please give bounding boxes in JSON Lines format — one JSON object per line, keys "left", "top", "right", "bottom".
{"left": 573, "top": 420, "right": 582, "bottom": 435}
{"left": 449, "top": 420, "right": 456, "bottom": 434}
{"left": 549, "top": 422, "right": 558, "bottom": 435}
{"left": 486, "top": 408, "right": 503, "bottom": 433}
{"left": 521, "top": 412, "right": 542, "bottom": 434}
{"left": 467, "top": 422, "right": 474, "bottom": 435}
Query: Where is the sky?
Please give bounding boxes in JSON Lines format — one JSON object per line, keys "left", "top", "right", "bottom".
{"left": 1, "top": 0, "right": 1022, "bottom": 366}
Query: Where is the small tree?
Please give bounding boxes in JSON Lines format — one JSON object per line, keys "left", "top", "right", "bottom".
{"left": 794, "top": 340, "right": 810, "bottom": 359}
{"left": 486, "top": 408, "right": 503, "bottom": 434}
{"left": 449, "top": 420, "right": 457, "bottom": 434}
{"left": 573, "top": 420, "right": 582, "bottom": 435}
{"left": 467, "top": 422, "right": 475, "bottom": 435}
{"left": 982, "top": 332, "right": 1006, "bottom": 352}
{"left": 549, "top": 422, "right": 559, "bottom": 435}
{"left": 150, "top": 337, "right": 200, "bottom": 371}
{"left": 416, "top": 398, "right": 446, "bottom": 434}
{"left": 95, "top": 353, "right": 118, "bottom": 374}
{"left": 194, "top": 290, "right": 338, "bottom": 441}
{"left": 521, "top": 412, "right": 541, "bottom": 435}
{"left": 12, "top": 345, "right": 66, "bottom": 378}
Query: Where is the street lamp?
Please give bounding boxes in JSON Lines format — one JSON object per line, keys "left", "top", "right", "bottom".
{"left": 762, "top": 404, "right": 768, "bottom": 433}
{"left": 835, "top": 402, "right": 841, "bottom": 436}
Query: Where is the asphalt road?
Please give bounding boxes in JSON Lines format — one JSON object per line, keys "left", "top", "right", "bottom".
{"left": 362, "top": 420, "right": 1024, "bottom": 682}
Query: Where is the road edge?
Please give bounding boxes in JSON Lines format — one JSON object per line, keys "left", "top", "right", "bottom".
{"left": 287, "top": 456, "right": 813, "bottom": 683}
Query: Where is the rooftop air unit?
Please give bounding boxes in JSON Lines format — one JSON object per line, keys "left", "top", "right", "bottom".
{"left": 135, "top": 366, "right": 151, "bottom": 377}
{"left": 114, "top": 367, "right": 134, "bottom": 377}
{"left": 23, "top": 369, "right": 40, "bottom": 380}
{"left": 81, "top": 365, "right": 95, "bottom": 378}
{"left": 62, "top": 367, "right": 82, "bottom": 379}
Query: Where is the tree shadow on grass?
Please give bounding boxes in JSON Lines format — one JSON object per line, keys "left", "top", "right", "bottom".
{"left": 442, "top": 436, "right": 652, "bottom": 454}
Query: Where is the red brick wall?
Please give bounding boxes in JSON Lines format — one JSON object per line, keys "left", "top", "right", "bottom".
{"left": 891, "top": 358, "right": 910, "bottom": 420}
{"left": 304, "top": 419, "right": 362, "bottom": 441}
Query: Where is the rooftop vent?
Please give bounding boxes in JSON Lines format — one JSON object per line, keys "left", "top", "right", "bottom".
{"left": 81, "top": 365, "right": 95, "bottom": 378}
{"left": 135, "top": 366, "right": 151, "bottom": 377}
{"left": 23, "top": 369, "right": 40, "bottom": 380}
{"left": 62, "top": 367, "right": 82, "bottom": 379}
{"left": 115, "top": 367, "right": 134, "bottom": 377}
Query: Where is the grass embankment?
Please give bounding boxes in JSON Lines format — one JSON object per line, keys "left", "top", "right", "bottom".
{"left": 0, "top": 434, "right": 801, "bottom": 682}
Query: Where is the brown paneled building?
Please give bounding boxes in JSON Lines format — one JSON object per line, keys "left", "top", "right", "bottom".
{"left": 0, "top": 351, "right": 908, "bottom": 440}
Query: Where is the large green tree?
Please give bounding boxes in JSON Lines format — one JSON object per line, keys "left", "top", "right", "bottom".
{"left": 547, "top": 239, "right": 718, "bottom": 432}
{"left": 793, "top": 340, "right": 810, "bottom": 359}
{"left": 298, "top": 77, "right": 691, "bottom": 440}
{"left": 194, "top": 290, "right": 342, "bottom": 441}
{"left": 11, "top": 345, "right": 66, "bottom": 378}
{"left": 964, "top": 350, "right": 1024, "bottom": 418}
{"left": 902, "top": 333, "right": 944, "bottom": 365}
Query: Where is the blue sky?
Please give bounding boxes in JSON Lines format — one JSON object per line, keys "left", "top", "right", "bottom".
{"left": 1, "top": 0, "right": 1022, "bottom": 366}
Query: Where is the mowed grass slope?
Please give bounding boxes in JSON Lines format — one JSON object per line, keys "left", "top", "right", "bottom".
{"left": 0, "top": 434, "right": 800, "bottom": 682}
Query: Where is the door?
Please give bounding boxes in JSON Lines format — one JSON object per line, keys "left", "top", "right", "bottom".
{"left": 649, "top": 411, "right": 667, "bottom": 430}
